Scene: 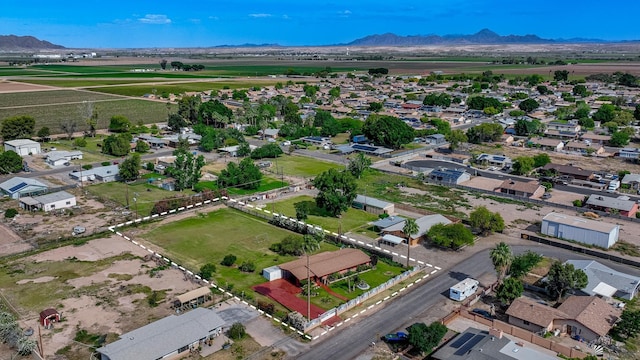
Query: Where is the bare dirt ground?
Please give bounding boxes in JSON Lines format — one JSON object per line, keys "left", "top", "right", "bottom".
{"left": 0, "top": 222, "right": 31, "bottom": 256}
{"left": 0, "top": 80, "right": 58, "bottom": 93}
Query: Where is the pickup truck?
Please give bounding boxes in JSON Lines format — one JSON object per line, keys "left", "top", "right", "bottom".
{"left": 382, "top": 332, "right": 408, "bottom": 342}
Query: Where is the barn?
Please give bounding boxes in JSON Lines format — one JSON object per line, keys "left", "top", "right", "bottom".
{"left": 352, "top": 195, "right": 394, "bottom": 216}
{"left": 4, "top": 139, "right": 41, "bottom": 156}
{"left": 40, "top": 308, "right": 60, "bottom": 328}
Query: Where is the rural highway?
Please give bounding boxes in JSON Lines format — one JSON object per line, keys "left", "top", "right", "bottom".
{"left": 296, "top": 244, "right": 640, "bottom": 360}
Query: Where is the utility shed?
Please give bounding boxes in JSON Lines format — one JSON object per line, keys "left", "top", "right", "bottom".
{"left": 4, "top": 139, "right": 41, "bottom": 156}
{"left": 541, "top": 212, "right": 619, "bottom": 248}
{"left": 262, "top": 266, "right": 282, "bottom": 281}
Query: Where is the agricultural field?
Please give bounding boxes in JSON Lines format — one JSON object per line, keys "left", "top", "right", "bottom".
{"left": 0, "top": 89, "right": 120, "bottom": 108}
{"left": 87, "top": 79, "right": 279, "bottom": 97}
{"left": 17, "top": 79, "right": 177, "bottom": 87}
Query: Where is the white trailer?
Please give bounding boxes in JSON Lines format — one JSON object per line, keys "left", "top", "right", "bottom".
{"left": 449, "top": 278, "right": 479, "bottom": 301}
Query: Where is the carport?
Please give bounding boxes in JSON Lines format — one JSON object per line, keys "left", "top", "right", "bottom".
{"left": 379, "top": 234, "right": 405, "bottom": 246}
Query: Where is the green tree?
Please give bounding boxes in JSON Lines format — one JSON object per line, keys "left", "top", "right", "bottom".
{"left": 466, "top": 123, "right": 504, "bottom": 144}
{"left": 446, "top": 129, "right": 467, "bottom": 151}
{"left": 221, "top": 254, "right": 237, "bottom": 266}
{"left": 218, "top": 157, "right": 262, "bottom": 190}
{"left": 593, "top": 104, "right": 617, "bottom": 123}
{"left": 329, "top": 86, "right": 340, "bottom": 99}
{"left": 177, "top": 95, "right": 201, "bottom": 123}
{"left": 362, "top": 114, "right": 415, "bottom": 149}
{"left": 403, "top": 218, "right": 419, "bottom": 245}
{"left": 108, "top": 115, "right": 131, "bottom": 133}
{"left": 514, "top": 119, "right": 544, "bottom": 136}
{"left": 509, "top": 251, "right": 543, "bottom": 278}
{"left": 199, "top": 99, "right": 232, "bottom": 127}
{"left": 518, "top": 98, "right": 540, "bottom": 113}
{"left": 250, "top": 143, "right": 283, "bottom": 159}
{"left": 573, "top": 84, "right": 589, "bottom": 97}
{"left": 167, "top": 113, "right": 188, "bottom": 132}
{"left": 554, "top": 70, "right": 569, "bottom": 82}
{"left": 490, "top": 242, "right": 513, "bottom": 283}
{"left": 228, "top": 322, "right": 246, "bottom": 340}
{"left": 313, "top": 168, "right": 357, "bottom": 217}
{"left": 37, "top": 127, "right": 51, "bottom": 142}
{"left": 496, "top": 277, "right": 524, "bottom": 305}
{"left": 612, "top": 308, "right": 640, "bottom": 339}
{"left": 578, "top": 117, "right": 595, "bottom": 129}
{"left": 348, "top": 153, "right": 372, "bottom": 179}
{"left": 368, "top": 102, "right": 383, "bottom": 112}
{"left": 545, "top": 261, "right": 588, "bottom": 300}
{"left": 427, "top": 223, "right": 474, "bottom": 249}
{"left": 0, "top": 151, "right": 23, "bottom": 174}
{"left": 423, "top": 93, "right": 451, "bottom": 107}
{"left": 169, "top": 149, "right": 206, "bottom": 191}
{"left": 467, "top": 96, "right": 504, "bottom": 112}
{"left": 135, "top": 140, "right": 150, "bottom": 153}
{"left": 533, "top": 153, "right": 551, "bottom": 168}
{"left": 199, "top": 263, "right": 216, "bottom": 280}
{"left": 294, "top": 201, "right": 310, "bottom": 221}
{"left": 102, "top": 133, "right": 132, "bottom": 156}
{"left": 407, "top": 322, "right": 448, "bottom": 354}
{"left": 118, "top": 153, "right": 141, "bottom": 182}
{"left": 1, "top": 115, "right": 35, "bottom": 140}
{"left": 512, "top": 156, "right": 535, "bottom": 175}
{"left": 470, "top": 206, "right": 505, "bottom": 235}
{"left": 610, "top": 131, "right": 631, "bottom": 147}
{"left": 536, "top": 85, "right": 551, "bottom": 95}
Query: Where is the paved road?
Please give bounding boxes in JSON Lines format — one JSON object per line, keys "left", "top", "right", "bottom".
{"left": 295, "top": 244, "right": 640, "bottom": 360}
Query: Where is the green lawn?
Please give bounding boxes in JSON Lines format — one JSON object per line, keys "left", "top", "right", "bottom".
{"left": 269, "top": 155, "right": 342, "bottom": 178}
{"left": 141, "top": 208, "right": 302, "bottom": 290}
{"left": 87, "top": 182, "right": 195, "bottom": 216}
{"left": 329, "top": 261, "right": 405, "bottom": 299}
{"left": 195, "top": 177, "right": 288, "bottom": 196}
{"left": 267, "top": 195, "right": 378, "bottom": 233}
{"left": 47, "top": 135, "right": 119, "bottom": 164}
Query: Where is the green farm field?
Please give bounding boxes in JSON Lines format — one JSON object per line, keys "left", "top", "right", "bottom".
{"left": 87, "top": 80, "right": 279, "bottom": 97}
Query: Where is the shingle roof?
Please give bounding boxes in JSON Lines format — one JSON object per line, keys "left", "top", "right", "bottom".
{"left": 506, "top": 297, "right": 564, "bottom": 328}
{"left": 497, "top": 179, "right": 543, "bottom": 195}
{"left": 557, "top": 296, "right": 620, "bottom": 337}
{"left": 278, "top": 248, "right": 370, "bottom": 281}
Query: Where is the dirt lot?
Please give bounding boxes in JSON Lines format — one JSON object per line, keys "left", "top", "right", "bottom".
{"left": 0, "top": 80, "right": 57, "bottom": 93}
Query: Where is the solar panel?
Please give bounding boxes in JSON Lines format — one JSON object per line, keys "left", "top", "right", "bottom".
{"left": 8, "top": 182, "right": 27, "bottom": 193}
{"left": 449, "top": 332, "right": 474, "bottom": 348}
{"left": 494, "top": 156, "right": 505, "bottom": 161}
{"left": 352, "top": 144, "right": 377, "bottom": 152}
{"left": 454, "top": 334, "right": 485, "bottom": 356}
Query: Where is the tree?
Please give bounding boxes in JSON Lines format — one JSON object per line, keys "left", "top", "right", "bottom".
{"left": 0, "top": 151, "right": 23, "bottom": 174}
{"left": 512, "top": 156, "right": 535, "bottom": 175}
{"left": 135, "top": 140, "right": 150, "bottom": 153}
{"left": 518, "top": 98, "right": 540, "bottom": 113}
{"left": 221, "top": 254, "right": 237, "bottom": 266}
{"left": 199, "top": 263, "right": 216, "bottom": 280}
{"left": 554, "top": 70, "right": 569, "bottom": 82}
{"left": 514, "top": 119, "right": 544, "bottom": 136}
{"left": 102, "top": 133, "right": 132, "bottom": 156}
{"left": 1, "top": 115, "right": 35, "bottom": 140}
{"left": 496, "top": 277, "right": 524, "bottom": 305}
{"left": 37, "top": 127, "right": 51, "bottom": 142}
{"left": 467, "top": 96, "right": 504, "bottom": 112}
{"left": 634, "top": 104, "right": 640, "bottom": 121}
{"left": 313, "top": 168, "right": 357, "bottom": 217}
{"left": 228, "top": 322, "right": 246, "bottom": 340}
{"left": 466, "top": 123, "right": 503, "bottom": 144}
{"left": 79, "top": 101, "right": 98, "bottom": 137}
{"left": 60, "top": 118, "right": 79, "bottom": 139}
{"left": 509, "top": 251, "right": 543, "bottom": 278}
{"left": 329, "top": 86, "right": 340, "bottom": 99}
{"left": 612, "top": 308, "right": 640, "bottom": 339}
{"left": 250, "top": 143, "right": 283, "bottom": 159}
{"left": 533, "top": 153, "right": 551, "bottom": 168}
{"left": 407, "top": 322, "right": 447, "bottom": 354}
{"left": 593, "top": 104, "right": 616, "bottom": 123}
{"left": 167, "top": 113, "right": 188, "bottom": 132}
{"left": 368, "top": 102, "right": 383, "bottom": 112}
{"left": 610, "top": 131, "right": 631, "bottom": 147}
{"left": 362, "top": 114, "right": 415, "bottom": 149}
{"left": 403, "top": 218, "right": 419, "bottom": 243}
{"left": 536, "top": 85, "right": 551, "bottom": 95}
{"left": 169, "top": 150, "right": 206, "bottom": 191}
{"left": 573, "top": 84, "right": 589, "bottom": 97}
{"left": 470, "top": 206, "right": 505, "bottom": 235}
{"left": 159, "top": 59, "right": 168, "bottom": 70}
{"left": 423, "top": 93, "right": 451, "bottom": 107}
{"left": 545, "top": 261, "right": 588, "bottom": 300}
{"left": 348, "top": 153, "right": 372, "bottom": 179}
{"left": 118, "top": 154, "right": 141, "bottom": 182}
{"left": 426, "top": 223, "right": 474, "bottom": 249}
{"left": 199, "top": 99, "right": 232, "bottom": 127}
{"left": 218, "top": 157, "right": 262, "bottom": 190}
{"left": 446, "top": 129, "right": 467, "bottom": 150}
{"left": 490, "top": 242, "right": 513, "bottom": 283}
{"left": 294, "top": 201, "right": 310, "bottom": 221}
{"left": 177, "top": 95, "right": 201, "bottom": 123}
{"left": 108, "top": 115, "right": 131, "bottom": 133}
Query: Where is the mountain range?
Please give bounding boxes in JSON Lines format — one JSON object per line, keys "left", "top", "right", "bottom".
{"left": 0, "top": 35, "right": 65, "bottom": 50}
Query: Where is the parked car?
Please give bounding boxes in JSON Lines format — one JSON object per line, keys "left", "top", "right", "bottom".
{"left": 382, "top": 332, "right": 408, "bottom": 343}
{"left": 542, "top": 192, "right": 552, "bottom": 199}
{"left": 471, "top": 308, "right": 493, "bottom": 319}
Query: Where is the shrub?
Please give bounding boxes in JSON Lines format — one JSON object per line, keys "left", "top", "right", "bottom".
{"left": 221, "top": 254, "right": 237, "bottom": 266}
{"left": 199, "top": 263, "right": 216, "bottom": 280}
{"left": 146, "top": 162, "right": 155, "bottom": 171}
{"left": 239, "top": 261, "right": 255, "bottom": 273}
{"left": 227, "top": 322, "right": 246, "bottom": 340}
{"left": 82, "top": 164, "right": 93, "bottom": 170}
{"left": 573, "top": 199, "right": 583, "bottom": 207}
{"left": 4, "top": 208, "right": 18, "bottom": 218}
{"left": 74, "top": 138, "right": 87, "bottom": 147}
{"left": 257, "top": 301, "right": 275, "bottom": 315}
{"left": 101, "top": 161, "right": 112, "bottom": 166}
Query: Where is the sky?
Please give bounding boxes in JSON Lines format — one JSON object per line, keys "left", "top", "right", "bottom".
{"left": 1, "top": 1, "right": 639, "bottom": 48}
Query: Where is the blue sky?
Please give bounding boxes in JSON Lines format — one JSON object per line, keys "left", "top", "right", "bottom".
{"left": 1, "top": 1, "right": 638, "bottom": 48}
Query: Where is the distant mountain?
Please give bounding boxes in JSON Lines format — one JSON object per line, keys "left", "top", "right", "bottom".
{"left": 211, "top": 43, "right": 282, "bottom": 48}
{"left": 347, "top": 29, "right": 605, "bottom": 46}
{"left": 0, "top": 35, "right": 65, "bottom": 50}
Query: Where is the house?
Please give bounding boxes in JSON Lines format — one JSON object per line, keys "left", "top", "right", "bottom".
{"left": 581, "top": 132, "right": 611, "bottom": 146}
{"left": 164, "top": 133, "right": 201, "bottom": 147}
{"left": 564, "top": 141, "right": 605, "bottom": 155}
{"left": 506, "top": 296, "right": 620, "bottom": 342}
{"left": 20, "top": 191, "right": 76, "bottom": 212}
{"left": 4, "top": 139, "right": 41, "bottom": 155}
{"left": 138, "top": 135, "right": 167, "bottom": 148}
{"left": 349, "top": 143, "right": 394, "bottom": 155}
{"left": 541, "top": 212, "right": 620, "bottom": 248}
{"left": 381, "top": 214, "right": 453, "bottom": 245}
{"left": 495, "top": 179, "right": 545, "bottom": 198}
{"left": 475, "top": 153, "right": 512, "bottom": 168}
{"left": 547, "top": 121, "right": 581, "bottom": 133}
{"left": 541, "top": 163, "right": 593, "bottom": 181}
{"left": 0, "top": 177, "right": 48, "bottom": 199}
{"left": 217, "top": 144, "right": 257, "bottom": 157}
{"left": 277, "top": 248, "right": 371, "bottom": 285}
{"left": 544, "top": 129, "right": 578, "bottom": 139}
{"left": 621, "top": 173, "right": 640, "bottom": 190}
{"left": 69, "top": 165, "right": 120, "bottom": 183}
{"left": 39, "top": 308, "right": 60, "bottom": 328}
{"left": 618, "top": 147, "right": 640, "bottom": 160}
{"left": 97, "top": 307, "right": 225, "bottom": 360}
{"left": 527, "top": 137, "right": 565, "bottom": 152}
{"left": 425, "top": 134, "right": 446, "bottom": 145}
{"left": 352, "top": 195, "right": 394, "bottom": 215}
{"left": 565, "top": 260, "right": 640, "bottom": 300}
{"left": 371, "top": 216, "right": 406, "bottom": 231}
{"left": 431, "top": 327, "right": 559, "bottom": 360}
{"left": 302, "top": 136, "right": 332, "bottom": 146}
{"left": 44, "top": 150, "right": 83, "bottom": 166}
{"left": 259, "top": 128, "right": 280, "bottom": 139}
{"left": 428, "top": 168, "right": 471, "bottom": 184}
{"left": 586, "top": 194, "right": 639, "bottom": 218}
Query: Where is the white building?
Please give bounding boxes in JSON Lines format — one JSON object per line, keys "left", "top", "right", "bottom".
{"left": 20, "top": 191, "right": 76, "bottom": 212}
{"left": 541, "top": 212, "right": 619, "bottom": 248}
{"left": 69, "top": 165, "right": 119, "bottom": 183}
{"left": 45, "top": 150, "right": 83, "bottom": 166}
{"left": 4, "top": 139, "right": 41, "bottom": 156}
{"left": 0, "top": 177, "right": 48, "bottom": 199}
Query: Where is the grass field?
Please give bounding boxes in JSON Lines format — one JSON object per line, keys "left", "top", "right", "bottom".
{"left": 87, "top": 80, "right": 278, "bottom": 97}
{"left": 0, "top": 90, "right": 120, "bottom": 108}
{"left": 268, "top": 154, "right": 342, "bottom": 178}
{"left": 267, "top": 195, "right": 379, "bottom": 232}
{"left": 196, "top": 177, "right": 288, "bottom": 196}
{"left": 17, "top": 79, "right": 178, "bottom": 87}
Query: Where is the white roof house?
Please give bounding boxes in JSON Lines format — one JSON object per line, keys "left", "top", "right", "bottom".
{"left": 69, "top": 165, "right": 119, "bottom": 183}
{"left": 45, "top": 150, "right": 83, "bottom": 166}
{"left": 4, "top": 139, "right": 41, "bottom": 156}
{"left": 97, "top": 307, "right": 225, "bottom": 360}
{"left": 382, "top": 214, "right": 452, "bottom": 240}
{"left": 0, "top": 177, "right": 48, "bottom": 199}
{"left": 20, "top": 191, "right": 76, "bottom": 212}
{"left": 565, "top": 260, "right": 640, "bottom": 300}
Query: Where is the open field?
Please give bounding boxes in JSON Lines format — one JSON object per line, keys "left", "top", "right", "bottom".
{"left": 0, "top": 89, "right": 120, "bottom": 107}
{"left": 269, "top": 154, "right": 343, "bottom": 178}
{"left": 87, "top": 79, "right": 280, "bottom": 96}
{"left": 17, "top": 78, "right": 178, "bottom": 87}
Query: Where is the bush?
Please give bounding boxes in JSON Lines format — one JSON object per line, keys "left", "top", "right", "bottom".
{"left": 239, "top": 261, "right": 255, "bottom": 273}
{"left": 227, "top": 322, "right": 246, "bottom": 340}
{"left": 101, "top": 161, "right": 112, "bottom": 166}
{"left": 146, "top": 162, "right": 154, "bottom": 171}
{"left": 74, "top": 138, "right": 87, "bottom": 147}
{"left": 4, "top": 208, "right": 18, "bottom": 218}
{"left": 257, "top": 301, "right": 275, "bottom": 315}
{"left": 199, "top": 263, "right": 216, "bottom": 280}
{"left": 573, "top": 199, "right": 583, "bottom": 207}
{"left": 221, "top": 254, "right": 237, "bottom": 266}
{"left": 82, "top": 164, "right": 93, "bottom": 170}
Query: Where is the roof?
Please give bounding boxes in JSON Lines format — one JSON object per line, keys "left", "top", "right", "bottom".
{"left": 528, "top": 137, "right": 564, "bottom": 147}
{"left": 622, "top": 173, "right": 640, "bottom": 184}
{"left": 497, "top": 179, "right": 543, "bottom": 195}
{"left": 5, "top": 139, "right": 39, "bottom": 147}
{"left": 542, "top": 212, "right": 619, "bottom": 234}
{"left": 586, "top": 194, "right": 636, "bottom": 212}
{"left": 541, "top": 163, "right": 593, "bottom": 178}
{"left": 46, "top": 150, "right": 83, "bottom": 161}
{"left": 565, "top": 260, "right": 640, "bottom": 300}
{"left": 506, "top": 297, "right": 565, "bottom": 328}
{"left": 581, "top": 133, "right": 611, "bottom": 141}
{"left": 97, "top": 308, "right": 225, "bottom": 360}
{"left": 0, "top": 177, "right": 47, "bottom": 194}
{"left": 176, "top": 286, "right": 211, "bottom": 304}
{"left": 278, "top": 248, "right": 370, "bottom": 281}
{"left": 477, "top": 153, "right": 511, "bottom": 163}
{"left": 262, "top": 128, "right": 280, "bottom": 136}
{"left": 429, "top": 168, "right": 469, "bottom": 182}
{"left": 565, "top": 141, "right": 602, "bottom": 150}
{"left": 381, "top": 234, "right": 405, "bottom": 245}
{"left": 39, "top": 308, "right": 59, "bottom": 320}
{"left": 353, "top": 194, "right": 393, "bottom": 209}
{"left": 557, "top": 296, "right": 620, "bottom": 337}
{"left": 371, "top": 216, "right": 406, "bottom": 229}
{"left": 30, "top": 191, "right": 75, "bottom": 204}
{"left": 426, "top": 134, "right": 446, "bottom": 139}
{"left": 382, "top": 214, "right": 452, "bottom": 237}
{"left": 451, "top": 278, "right": 478, "bottom": 292}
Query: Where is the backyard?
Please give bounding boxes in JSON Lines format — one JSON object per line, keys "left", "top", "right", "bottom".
{"left": 267, "top": 154, "right": 342, "bottom": 178}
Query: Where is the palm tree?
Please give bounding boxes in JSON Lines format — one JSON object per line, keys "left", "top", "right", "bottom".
{"left": 490, "top": 242, "right": 513, "bottom": 283}
{"left": 403, "top": 218, "right": 419, "bottom": 268}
